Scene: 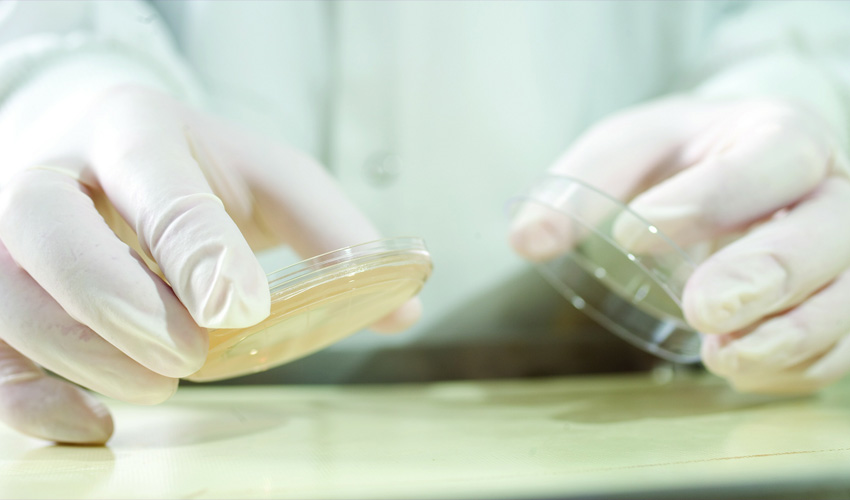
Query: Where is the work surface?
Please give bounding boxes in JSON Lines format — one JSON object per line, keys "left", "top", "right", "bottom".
{"left": 2, "top": 372, "right": 850, "bottom": 500}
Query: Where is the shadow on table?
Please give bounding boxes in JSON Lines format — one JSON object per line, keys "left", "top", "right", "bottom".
{"left": 473, "top": 377, "right": 796, "bottom": 423}
{"left": 108, "top": 400, "right": 289, "bottom": 449}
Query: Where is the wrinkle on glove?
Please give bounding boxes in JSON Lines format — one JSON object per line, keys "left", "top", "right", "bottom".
{"left": 88, "top": 89, "right": 271, "bottom": 330}
{"left": 0, "top": 168, "right": 209, "bottom": 378}
{"left": 0, "top": 240, "right": 179, "bottom": 405}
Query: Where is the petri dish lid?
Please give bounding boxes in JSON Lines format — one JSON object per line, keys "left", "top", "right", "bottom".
{"left": 189, "top": 237, "right": 432, "bottom": 382}
{"left": 508, "top": 175, "right": 701, "bottom": 363}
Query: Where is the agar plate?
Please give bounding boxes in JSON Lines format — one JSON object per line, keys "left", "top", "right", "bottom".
{"left": 189, "top": 237, "right": 432, "bottom": 381}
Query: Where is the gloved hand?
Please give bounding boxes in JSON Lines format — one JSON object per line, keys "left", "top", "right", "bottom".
{"left": 0, "top": 85, "right": 420, "bottom": 444}
{"left": 510, "top": 95, "right": 850, "bottom": 395}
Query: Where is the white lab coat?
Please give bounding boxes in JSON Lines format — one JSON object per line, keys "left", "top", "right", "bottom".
{"left": 2, "top": 1, "right": 849, "bottom": 382}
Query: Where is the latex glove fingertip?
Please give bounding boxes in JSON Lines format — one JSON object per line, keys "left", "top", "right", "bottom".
{"left": 0, "top": 376, "right": 113, "bottom": 445}
{"left": 508, "top": 207, "right": 575, "bottom": 262}
{"left": 369, "top": 297, "right": 423, "bottom": 334}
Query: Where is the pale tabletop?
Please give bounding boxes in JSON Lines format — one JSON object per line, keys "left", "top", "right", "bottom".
{"left": 2, "top": 372, "right": 850, "bottom": 500}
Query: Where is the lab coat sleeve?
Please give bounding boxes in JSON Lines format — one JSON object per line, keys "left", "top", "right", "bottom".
{"left": 692, "top": 2, "right": 850, "bottom": 147}
{"left": 0, "top": 0, "right": 203, "bottom": 138}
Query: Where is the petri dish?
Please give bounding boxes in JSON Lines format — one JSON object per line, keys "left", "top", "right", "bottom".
{"left": 188, "top": 237, "right": 432, "bottom": 382}
{"left": 508, "top": 175, "right": 701, "bottom": 363}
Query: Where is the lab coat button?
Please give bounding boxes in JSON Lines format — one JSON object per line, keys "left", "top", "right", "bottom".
{"left": 363, "top": 151, "right": 401, "bottom": 188}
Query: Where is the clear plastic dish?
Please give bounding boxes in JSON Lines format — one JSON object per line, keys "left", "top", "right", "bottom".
{"left": 189, "top": 237, "right": 433, "bottom": 382}
{"left": 508, "top": 175, "right": 701, "bottom": 363}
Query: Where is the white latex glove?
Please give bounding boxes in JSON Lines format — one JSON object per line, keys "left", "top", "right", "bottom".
{"left": 0, "top": 85, "right": 421, "bottom": 444}
{"left": 510, "top": 95, "right": 850, "bottom": 395}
